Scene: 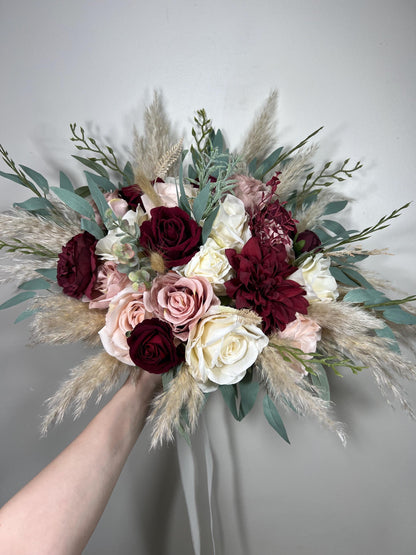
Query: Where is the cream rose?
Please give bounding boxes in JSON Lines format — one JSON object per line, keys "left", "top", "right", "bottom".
{"left": 95, "top": 210, "right": 141, "bottom": 262}
{"left": 209, "top": 194, "right": 251, "bottom": 251}
{"left": 141, "top": 178, "right": 197, "bottom": 215}
{"left": 181, "top": 238, "right": 234, "bottom": 295}
{"left": 98, "top": 284, "right": 147, "bottom": 365}
{"left": 291, "top": 253, "right": 339, "bottom": 302}
{"left": 185, "top": 306, "right": 269, "bottom": 392}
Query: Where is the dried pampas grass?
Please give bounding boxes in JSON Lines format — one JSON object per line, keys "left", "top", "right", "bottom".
{"left": 148, "top": 364, "right": 205, "bottom": 449}
{"left": 257, "top": 340, "right": 346, "bottom": 444}
{"left": 30, "top": 294, "right": 106, "bottom": 346}
{"left": 41, "top": 351, "right": 130, "bottom": 435}
{"left": 275, "top": 145, "right": 318, "bottom": 199}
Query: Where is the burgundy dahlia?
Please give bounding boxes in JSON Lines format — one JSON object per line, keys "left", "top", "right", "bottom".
{"left": 250, "top": 198, "right": 297, "bottom": 251}
{"left": 225, "top": 237, "right": 308, "bottom": 333}
{"left": 127, "top": 318, "right": 185, "bottom": 373}
{"left": 57, "top": 231, "right": 98, "bottom": 299}
{"left": 139, "top": 206, "right": 202, "bottom": 268}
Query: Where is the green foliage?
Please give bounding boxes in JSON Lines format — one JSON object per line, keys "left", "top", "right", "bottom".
{"left": 310, "top": 363, "right": 330, "bottom": 401}
{"left": 19, "top": 165, "right": 49, "bottom": 194}
{"left": 59, "top": 171, "right": 74, "bottom": 192}
{"left": 0, "top": 145, "right": 41, "bottom": 197}
{"left": 263, "top": 395, "right": 290, "bottom": 444}
{"left": 50, "top": 186, "right": 96, "bottom": 220}
{"left": 0, "top": 291, "right": 36, "bottom": 310}
{"left": 0, "top": 238, "right": 58, "bottom": 258}
{"left": 252, "top": 146, "right": 283, "bottom": 180}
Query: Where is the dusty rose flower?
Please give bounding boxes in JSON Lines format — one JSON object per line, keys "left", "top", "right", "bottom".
{"left": 89, "top": 261, "right": 131, "bottom": 309}
{"left": 277, "top": 314, "right": 321, "bottom": 376}
{"left": 143, "top": 271, "right": 220, "bottom": 340}
{"left": 93, "top": 192, "right": 129, "bottom": 226}
{"left": 232, "top": 174, "right": 270, "bottom": 211}
{"left": 98, "top": 285, "right": 148, "bottom": 365}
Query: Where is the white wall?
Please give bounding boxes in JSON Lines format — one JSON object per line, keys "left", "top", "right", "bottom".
{"left": 1, "top": 1, "right": 415, "bottom": 554}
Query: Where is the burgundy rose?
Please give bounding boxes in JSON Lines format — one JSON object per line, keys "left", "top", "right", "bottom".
{"left": 127, "top": 318, "right": 185, "bottom": 373}
{"left": 57, "top": 231, "right": 98, "bottom": 299}
{"left": 139, "top": 206, "right": 202, "bottom": 268}
{"left": 118, "top": 184, "right": 144, "bottom": 211}
{"left": 225, "top": 237, "right": 308, "bottom": 333}
{"left": 295, "top": 230, "right": 322, "bottom": 254}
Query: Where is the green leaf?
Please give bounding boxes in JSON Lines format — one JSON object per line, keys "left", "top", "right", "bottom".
{"left": 382, "top": 306, "right": 416, "bottom": 325}
{"left": 323, "top": 200, "right": 349, "bottom": 215}
{"left": 238, "top": 379, "right": 259, "bottom": 418}
{"left": 341, "top": 267, "right": 374, "bottom": 289}
{"left": 314, "top": 228, "right": 333, "bottom": 243}
{"left": 59, "top": 171, "right": 74, "bottom": 192}
{"left": 36, "top": 268, "right": 57, "bottom": 281}
{"left": 192, "top": 185, "right": 211, "bottom": 223}
{"left": 253, "top": 146, "right": 284, "bottom": 180}
{"left": 80, "top": 218, "right": 105, "bottom": 239}
{"left": 85, "top": 172, "right": 111, "bottom": 223}
{"left": 14, "top": 197, "right": 54, "bottom": 213}
{"left": 18, "top": 277, "right": 51, "bottom": 291}
{"left": 376, "top": 325, "right": 400, "bottom": 353}
{"left": 310, "top": 363, "right": 330, "bottom": 401}
{"left": 123, "top": 161, "right": 135, "bottom": 187}
{"left": 50, "top": 186, "right": 96, "bottom": 220}
{"left": 72, "top": 155, "right": 109, "bottom": 178}
{"left": 178, "top": 160, "right": 192, "bottom": 215}
{"left": 84, "top": 172, "right": 115, "bottom": 192}
{"left": 0, "top": 170, "right": 27, "bottom": 187}
{"left": 321, "top": 219, "right": 350, "bottom": 238}
{"left": 20, "top": 165, "right": 49, "bottom": 193}
{"left": 330, "top": 267, "right": 359, "bottom": 287}
{"left": 343, "top": 288, "right": 386, "bottom": 305}
{"left": 220, "top": 385, "right": 240, "bottom": 420}
{"left": 248, "top": 157, "right": 257, "bottom": 175}
{"left": 15, "top": 309, "right": 39, "bottom": 324}
{"left": 0, "top": 291, "right": 36, "bottom": 310}
{"left": 263, "top": 395, "right": 290, "bottom": 444}
{"left": 201, "top": 205, "right": 219, "bottom": 243}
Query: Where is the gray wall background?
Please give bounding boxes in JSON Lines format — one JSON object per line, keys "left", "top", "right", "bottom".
{"left": 1, "top": 1, "right": 415, "bottom": 553}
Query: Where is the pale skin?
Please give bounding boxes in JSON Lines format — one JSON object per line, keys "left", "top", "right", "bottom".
{"left": 0, "top": 371, "right": 162, "bottom": 555}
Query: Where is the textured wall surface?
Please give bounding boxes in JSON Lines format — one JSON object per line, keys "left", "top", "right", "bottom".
{"left": 1, "top": 1, "right": 415, "bottom": 554}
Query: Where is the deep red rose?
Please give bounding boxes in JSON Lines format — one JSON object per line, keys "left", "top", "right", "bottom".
{"left": 118, "top": 184, "right": 144, "bottom": 211}
{"left": 57, "top": 232, "right": 98, "bottom": 299}
{"left": 127, "top": 318, "right": 185, "bottom": 373}
{"left": 225, "top": 237, "right": 308, "bottom": 333}
{"left": 295, "top": 230, "right": 322, "bottom": 253}
{"left": 139, "top": 206, "right": 202, "bottom": 268}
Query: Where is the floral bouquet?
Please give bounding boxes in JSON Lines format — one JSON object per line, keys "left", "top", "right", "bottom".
{"left": 1, "top": 92, "right": 415, "bottom": 448}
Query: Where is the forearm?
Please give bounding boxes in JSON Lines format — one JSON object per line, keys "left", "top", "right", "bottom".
{"left": 0, "top": 372, "right": 160, "bottom": 555}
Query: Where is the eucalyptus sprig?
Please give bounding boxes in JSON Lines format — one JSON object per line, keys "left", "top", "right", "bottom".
{"left": 269, "top": 342, "right": 365, "bottom": 376}
{"left": 70, "top": 124, "right": 126, "bottom": 178}
{"left": 0, "top": 145, "right": 42, "bottom": 197}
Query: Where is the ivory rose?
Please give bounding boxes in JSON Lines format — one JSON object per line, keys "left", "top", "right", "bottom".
{"left": 143, "top": 272, "right": 220, "bottom": 340}
{"left": 185, "top": 306, "right": 269, "bottom": 392}
{"left": 291, "top": 253, "right": 339, "bottom": 302}
{"left": 95, "top": 210, "right": 140, "bottom": 262}
{"left": 98, "top": 285, "right": 148, "bottom": 365}
{"left": 182, "top": 238, "right": 234, "bottom": 295}
{"left": 209, "top": 194, "right": 251, "bottom": 251}
{"left": 141, "top": 178, "right": 196, "bottom": 214}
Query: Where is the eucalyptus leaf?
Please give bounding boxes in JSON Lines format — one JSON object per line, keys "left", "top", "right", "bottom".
{"left": 239, "top": 379, "right": 259, "bottom": 418}
{"left": 85, "top": 172, "right": 111, "bottom": 223}
{"left": 341, "top": 267, "right": 374, "bottom": 289}
{"left": 20, "top": 165, "right": 49, "bottom": 194}
{"left": 220, "top": 384, "right": 240, "bottom": 420}
{"left": 178, "top": 160, "right": 192, "bottom": 215}
{"left": 212, "top": 129, "right": 225, "bottom": 152}
{"left": 383, "top": 306, "right": 416, "bottom": 325}
{"left": 14, "top": 309, "right": 39, "bottom": 324}
{"left": 193, "top": 185, "right": 211, "bottom": 223}
{"left": 253, "top": 146, "right": 284, "bottom": 180}
{"left": 14, "top": 197, "right": 54, "bottom": 213}
{"left": 36, "top": 268, "right": 57, "bottom": 281}
{"left": 72, "top": 155, "right": 109, "bottom": 178}
{"left": 321, "top": 219, "right": 350, "bottom": 238}
{"left": 50, "top": 186, "right": 96, "bottom": 220}
{"left": 0, "top": 291, "right": 36, "bottom": 310}
{"left": 263, "top": 395, "right": 290, "bottom": 444}
{"left": 323, "top": 200, "right": 349, "bottom": 215}
{"left": 376, "top": 325, "right": 400, "bottom": 353}
{"left": 59, "top": 171, "right": 74, "bottom": 192}
{"left": 330, "top": 267, "right": 359, "bottom": 287}
{"left": 0, "top": 171, "right": 28, "bottom": 187}
{"left": 123, "top": 161, "right": 135, "bottom": 187}
{"left": 343, "top": 288, "right": 386, "bottom": 305}
{"left": 310, "top": 364, "right": 330, "bottom": 401}
{"left": 248, "top": 157, "right": 257, "bottom": 175}
{"left": 84, "top": 171, "right": 115, "bottom": 192}
{"left": 80, "top": 218, "right": 105, "bottom": 239}
{"left": 201, "top": 205, "right": 219, "bottom": 243}
{"left": 18, "top": 277, "right": 51, "bottom": 291}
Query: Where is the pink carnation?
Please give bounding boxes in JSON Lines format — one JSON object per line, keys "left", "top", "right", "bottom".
{"left": 98, "top": 285, "right": 148, "bottom": 365}
{"left": 89, "top": 261, "right": 131, "bottom": 309}
{"left": 143, "top": 271, "right": 220, "bottom": 340}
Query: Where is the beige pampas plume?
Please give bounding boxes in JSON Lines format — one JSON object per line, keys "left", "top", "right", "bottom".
{"left": 239, "top": 90, "right": 278, "bottom": 166}
{"left": 308, "top": 302, "right": 416, "bottom": 417}
{"left": 0, "top": 257, "right": 56, "bottom": 286}
{"left": 132, "top": 91, "right": 176, "bottom": 180}
{"left": 41, "top": 351, "right": 130, "bottom": 435}
{"left": 295, "top": 190, "right": 349, "bottom": 232}
{"left": 154, "top": 138, "right": 183, "bottom": 180}
{"left": 148, "top": 364, "right": 205, "bottom": 449}
{"left": 274, "top": 145, "right": 318, "bottom": 199}
{"left": 134, "top": 170, "right": 164, "bottom": 207}
{"left": 257, "top": 340, "right": 347, "bottom": 444}
{"left": 30, "top": 294, "right": 106, "bottom": 346}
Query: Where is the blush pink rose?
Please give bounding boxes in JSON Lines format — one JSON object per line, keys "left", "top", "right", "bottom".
{"left": 98, "top": 285, "right": 148, "bottom": 365}
{"left": 143, "top": 271, "right": 220, "bottom": 340}
{"left": 277, "top": 313, "right": 321, "bottom": 376}
{"left": 93, "top": 192, "right": 129, "bottom": 226}
{"left": 232, "top": 174, "right": 270, "bottom": 211}
{"left": 89, "top": 261, "right": 131, "bottom": 309}
{"left": 141, "top": 180, "right": 197, "bottom": 215}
